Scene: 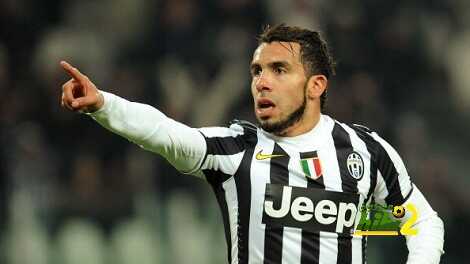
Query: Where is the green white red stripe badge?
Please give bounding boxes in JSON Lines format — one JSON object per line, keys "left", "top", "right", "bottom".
{"left": 300, "top": 152, "right": 323, "bottom": 179}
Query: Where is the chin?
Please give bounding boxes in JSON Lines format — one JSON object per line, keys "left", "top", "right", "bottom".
{"left": 257, "top": 103, "right": 306, "bottom": 135}
{"left": 258, "top": 115, "right": 274, "bottom": 122}
{"left": 258, "top": 118, "right": 289, "bottom": 135}
{"left": 257, "top": 114, "right": 279, "bottom": 126}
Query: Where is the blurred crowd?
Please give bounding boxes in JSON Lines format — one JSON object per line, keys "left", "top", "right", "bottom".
{"left": 1, "top": 0, "right": 469, "bottom": 263}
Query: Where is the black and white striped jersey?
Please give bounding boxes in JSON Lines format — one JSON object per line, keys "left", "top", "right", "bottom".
{"left": 193, "top": 114, "right": 413, "bottom": 264}
{"left": 90, "top": 92, "right": 443, "bottom": 264}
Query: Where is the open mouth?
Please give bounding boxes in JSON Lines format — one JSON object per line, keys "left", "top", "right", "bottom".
{"left": 256, "top": 98, "right": 276, "bottom": 118}
{"left": 257, "top": 98, "right": 275, "bottom": 109}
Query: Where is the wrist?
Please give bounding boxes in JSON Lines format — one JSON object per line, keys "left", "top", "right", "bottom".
{"left": 83, "top": 91, "right": 105, "bottom": 114}
{"left": 94, "top": 91, "right": 105, "bottom": 111}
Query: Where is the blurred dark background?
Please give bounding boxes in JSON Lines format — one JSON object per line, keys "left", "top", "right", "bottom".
{"left": 0, "top": 0, "right": 469, "bottom": 263}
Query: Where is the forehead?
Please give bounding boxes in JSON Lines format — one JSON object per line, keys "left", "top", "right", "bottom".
{"left": 252, "top": 41, "right": 302, "bottom": 65}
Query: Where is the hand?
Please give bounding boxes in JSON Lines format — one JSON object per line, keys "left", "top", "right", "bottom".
{"left": 60, "top": 60, "right": 104, "bottom": 113}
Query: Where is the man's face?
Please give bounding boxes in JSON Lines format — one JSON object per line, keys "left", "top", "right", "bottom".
{"left": 250, "top": 42, "right": 308, "bottom": 135}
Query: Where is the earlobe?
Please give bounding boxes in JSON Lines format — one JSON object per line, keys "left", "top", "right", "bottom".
{"left": 306, "top": 75, "right": 327, "bottom": 100}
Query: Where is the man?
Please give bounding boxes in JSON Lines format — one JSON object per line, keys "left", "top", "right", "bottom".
{"left": 60, "top": 24, "right": 444, "bottom": 264}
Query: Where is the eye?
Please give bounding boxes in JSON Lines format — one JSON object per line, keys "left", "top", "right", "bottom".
{"left": 274, "top": 66, "right": 286, "bottom": 74}
{"left": 251, "top": 65, "right": 262, "bottom": 77}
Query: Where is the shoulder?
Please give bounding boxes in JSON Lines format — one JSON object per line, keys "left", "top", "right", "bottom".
{"left": 336, "top": 119, "right": 404, "bottom": 164}
{"left": 198, "top": 119, "right": 258, "bottom": 150}
{"left": 199, "top": 119, "right": 257, "bottom": 137}
{"left": 229, "top": 119, "right": 258, "bottom": 134}
{"left": 322, "top": 115, "right": 374, "bottom": 137}
{"left": 325, "top": 114, "right": 376, "bottom": 138}
{"left": 326, "top": 115, "right": 387, "bottom": 152}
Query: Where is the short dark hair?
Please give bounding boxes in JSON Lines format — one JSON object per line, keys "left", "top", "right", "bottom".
{"left": 258, "top": 24, "right": 336, "bottom": 111}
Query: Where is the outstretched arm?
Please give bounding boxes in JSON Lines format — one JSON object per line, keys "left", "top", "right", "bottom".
{"left": 60, "top": 61, "right": 206, "bottom": 175}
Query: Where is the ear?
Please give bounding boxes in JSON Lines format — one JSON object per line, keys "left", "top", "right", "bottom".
{"left": 306, "top": 75, "right": 328, "bottom": 100}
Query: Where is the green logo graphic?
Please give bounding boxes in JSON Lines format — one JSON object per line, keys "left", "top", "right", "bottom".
{"left": 354, "top": 203, "right": 418, "bottom": 236}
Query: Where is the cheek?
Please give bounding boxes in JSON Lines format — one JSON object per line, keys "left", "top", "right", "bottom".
{"left": 251, "top": 78, "right": 258, "bottom": 94}
{"left": 284, "top": 86, "right": 305, "bottom": 107}
{"left": 251, "top": 84, "right": 257, "bottom": 103}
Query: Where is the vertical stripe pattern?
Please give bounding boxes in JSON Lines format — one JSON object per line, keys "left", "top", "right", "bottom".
{"left": 234, "top": 145, "right": 256, "bottom": 263}
{"left": 300, "top": 168, "right": 323, "bottom": 264}
{"left": 196, "top": 116, "right": 413, "bottom": 264}
{"left": 205, "top": 170, "right": 235, "bottom": 263}
{"left": 332, "top": 122, "right": 358, "bottom": 264}
{"left": 263, "top": 143, "right": 290, "bottom": 264}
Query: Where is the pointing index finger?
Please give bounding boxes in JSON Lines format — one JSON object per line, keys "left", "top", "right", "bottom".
{"left": 60, "top": 60, "right": 87, "bottom": 82}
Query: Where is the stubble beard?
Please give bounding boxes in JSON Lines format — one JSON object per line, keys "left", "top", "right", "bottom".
{"left": 258, "top": 87, "right": 307, "bottom": 137}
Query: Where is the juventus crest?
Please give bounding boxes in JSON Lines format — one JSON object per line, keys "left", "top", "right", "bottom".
{"left": 346, "top": 151, "right": 364, "bottom": 180}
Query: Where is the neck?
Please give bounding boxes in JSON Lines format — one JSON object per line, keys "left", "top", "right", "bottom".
{"left": 281, "top": 109, "right": 321, "bottom": 137}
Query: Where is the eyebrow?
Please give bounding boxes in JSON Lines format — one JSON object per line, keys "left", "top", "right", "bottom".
{"left": 270, "top": 61, "right": 290, "bottom": 69}
{"left": 250, "top": 60, "right": 291, "bottom": 71}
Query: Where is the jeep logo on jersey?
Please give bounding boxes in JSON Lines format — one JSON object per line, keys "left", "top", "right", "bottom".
{"left": 262, "top": 184, "right": 360, "bottom": 234}
{"left": 346, "top": 151, "right": 364, "bottom": 180}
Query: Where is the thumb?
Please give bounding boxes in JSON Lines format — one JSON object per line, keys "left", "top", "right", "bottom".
{"left": 72, "top": 91, "right": 104, "bottom": 112}
{"left": 72, "top": 95, "right": 96, "bottom": 109}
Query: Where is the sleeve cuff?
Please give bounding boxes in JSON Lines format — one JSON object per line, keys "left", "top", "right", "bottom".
{"left": 85, "top": 91, "right": 114, "bottom": 118}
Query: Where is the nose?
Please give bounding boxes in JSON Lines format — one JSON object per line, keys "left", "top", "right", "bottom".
{"left": 255, "top": 71, "right": 272, "bottom": 92}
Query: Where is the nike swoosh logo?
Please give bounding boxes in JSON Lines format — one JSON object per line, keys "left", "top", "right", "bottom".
{"left": 255, "top": 149, "right": 285, "bottom": 160}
